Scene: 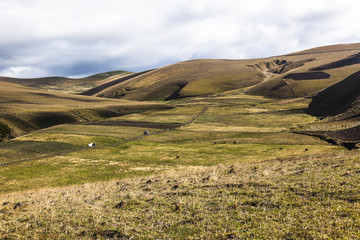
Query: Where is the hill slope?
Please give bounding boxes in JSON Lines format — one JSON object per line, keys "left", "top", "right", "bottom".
{"left": 0, "top": 70, "right": 131, "bottom": 94}
{"left": 307, "top": 70, "right": 360, "bottom": 121}
{"left": 0, "top": 81, "right": 170, "bottom": 138}
{"left": 81, "top": 43, "right": 360, "bottom": 101}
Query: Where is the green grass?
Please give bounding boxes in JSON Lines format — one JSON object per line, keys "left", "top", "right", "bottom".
{"left": 1, "top": 44, "right": 360, "bottom": 238}
{"left": 0, "top": 93, "right": 344, "bottom": 193}
{"left": 0, "top": 89, "right": 360, "bottom": 239}
{"left": 1, "top": 151, "right": 359, "bottom": 239}
{"left": 107, "top": 105, "right": 204, "bottom": 124}
{"left": 0, "top": 121, "right": 10, "bottom": 139}
{"left": 0, "top": 90, "right": 356, "bottom": 238}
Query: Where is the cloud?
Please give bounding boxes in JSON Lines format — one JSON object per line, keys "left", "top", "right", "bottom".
{"left": 1, "top": 0, "right": 360, "bottom": 77}
{"left": 0, "top": 66, "right": 49, "bottom": 78}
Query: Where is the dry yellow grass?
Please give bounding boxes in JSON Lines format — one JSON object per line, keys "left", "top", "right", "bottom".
{"left": 0, "top": 80, "right": 171, "bottom": 136}
{"left": 0, "top": 70, "right": 130, "bottom": 94}
{"left": 1, "top": 43, "right": 360, "bottom": 238}
{"left": 1, "top": 150, "right": 359, "bottom": 239}
{"left": 81, "top": 43, "right": 360, "bottom": 101}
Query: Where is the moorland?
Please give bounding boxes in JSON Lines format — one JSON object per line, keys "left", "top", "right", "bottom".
{"left": 1, "top": 43, "right": 360, "bottom": 239}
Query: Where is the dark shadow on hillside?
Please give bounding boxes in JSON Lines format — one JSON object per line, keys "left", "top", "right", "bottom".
{"left": 215, "top": 108, "right": 308, "bottom": 116}
{"left": 283, "top": 72, "right": 331, "bottom": 81}
{"left": 0, "top": 140, "right": 81, "bottom": 166}
{"left": 307, "top": 70, "right": 360, "bottom": 119}
{"left": 81, "top": 70, "right": 154, "bottom": 96}
{"left": 310, "top": 52, "right": 360, "bottom": 71}
{"left": 80, "top": 121, "right": 182, "bottom": 129}
{"left": 29, "top": 112, "right": 77, "bottom": 128}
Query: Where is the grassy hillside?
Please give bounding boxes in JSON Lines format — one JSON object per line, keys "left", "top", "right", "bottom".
{"left": 0, "top": 70, "right": 131, "bottom": 94}
{"left": 0, "top": 81, "right": 171, "bottom": 137}
{"left": 307, "top": 70, "right": 360, "bottom": 120}
{"left": 83, "top": 59, "right": 266, "bottom": 100}
{"left": 1, "top": 42, "right": 360, "bottom": 239}
{"left": 288, "top": 68, "right": 360, "bottom": 149}
{"left": 0, "top": 92, "right": 342, "bottom": 193}
{"left": 81, "top": 43, "right": 360, "bottom": 101}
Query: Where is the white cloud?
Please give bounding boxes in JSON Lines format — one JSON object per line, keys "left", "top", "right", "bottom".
{"left": 1, "top": 0, "right": 360, "bottom": 77}
{"left": 0, "top": 66, "right": 49, "bottom": 78}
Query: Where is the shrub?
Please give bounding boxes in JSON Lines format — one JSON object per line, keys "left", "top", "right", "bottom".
{"left": 0, "top": 122, "right": 11, "bottom": 139}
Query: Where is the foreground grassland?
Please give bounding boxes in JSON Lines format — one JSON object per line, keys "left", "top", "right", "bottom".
{"left": 1, "top": 151, "right": 359, "bottom": 239}
{"left": 1, "top": 92, "right": 356, "bottom": 239}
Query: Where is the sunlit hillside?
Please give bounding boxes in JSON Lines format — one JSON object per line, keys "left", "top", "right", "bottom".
{"left": 1, "top": 43, "right": 360, "bottom": 239}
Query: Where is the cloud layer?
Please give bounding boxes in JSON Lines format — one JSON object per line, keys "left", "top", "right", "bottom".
{"left": 1, "top": 0, "right": 360, "bottom": 78}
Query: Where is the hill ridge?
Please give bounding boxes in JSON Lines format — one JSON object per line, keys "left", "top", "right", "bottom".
{"left": 78, "top": 42, "right": 360, "bottom": 101}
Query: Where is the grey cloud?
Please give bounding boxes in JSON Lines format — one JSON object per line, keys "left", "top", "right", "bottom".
{"left": 1, "top": 0, "right": 360, "bottom": 78}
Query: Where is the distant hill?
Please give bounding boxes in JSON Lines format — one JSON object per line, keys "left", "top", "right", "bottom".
{"left": 80, "top": 43, "right": 360, "bottom": 101}
{"left": 0, "top": 70, "right": 131, "bottom": 94}
{"left": 3, "top": 43, "right": 360, "bottom": 126}
{"left": 0, "top": 80, "right": 170, "bottom": 138}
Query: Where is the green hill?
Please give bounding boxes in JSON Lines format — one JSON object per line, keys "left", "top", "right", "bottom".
{"left": 1, "top": 43, "right": 360, "bottom": 239}
{"left": 0, "top": 70, "right": 131, "bottom": 94}
{"left": 81, "top": 43, "right": 360, "bottom": 100}
{"left": 0, "top": 80, "right": 171, "bottom": 138}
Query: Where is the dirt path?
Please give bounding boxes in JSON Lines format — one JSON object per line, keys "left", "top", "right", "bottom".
{"left": 280, "top": 79, "right": 296, "bottom": 96}
{"left": 0, "top": 106, "right": 209, "bottom": 167}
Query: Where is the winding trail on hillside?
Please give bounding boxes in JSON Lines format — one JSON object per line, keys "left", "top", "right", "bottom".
{"left": 0, "top": 106, "right": 209, "bottom": 167}
{"left": 280, "top": 80, "right": 296, "bottom": 96}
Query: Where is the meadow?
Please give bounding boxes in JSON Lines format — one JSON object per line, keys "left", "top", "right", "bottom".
{"left": 0, "top": 93, "right": 342, "bottom": 194}
{"left": 0, "top": 84, "right": 357, "bottom": 239}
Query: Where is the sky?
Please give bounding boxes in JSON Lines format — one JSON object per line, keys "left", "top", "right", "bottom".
{"left": 1, "top": 0, "right": 360, "bottom": 78}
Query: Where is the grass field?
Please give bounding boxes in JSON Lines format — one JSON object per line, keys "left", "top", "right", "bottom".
{"left": 1, "top": 149, "right": 358, "bottom": 239}
{"left": 0, "top": 93, "right": 343, "bottom": 195}
{"left": 1, "top": 44, "right": 360, "bottom": 238}
{"left": 0, "top": 91, "right": 357, "bottom": 239}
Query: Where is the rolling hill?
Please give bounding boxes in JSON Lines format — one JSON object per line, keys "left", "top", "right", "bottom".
{"left": 81, "top": 43, "right": 360, "bottom": 101}
{"left": 1, "top": 43, "right": 360, "bottom": 239}
{"left": 292, "top": 69, "right": 360, "bottom": 149}
{"left": 0, "top": 70, "right": 131, "bottom": 94}
{"left": 0, "top": 80, "right": 171, "bottom": 138}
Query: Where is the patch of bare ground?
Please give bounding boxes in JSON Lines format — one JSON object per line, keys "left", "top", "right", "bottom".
{"left": 1, "top": 151, "right": 359, "bottom": 239}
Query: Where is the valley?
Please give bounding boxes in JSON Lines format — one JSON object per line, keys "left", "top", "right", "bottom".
{"left": 0, "top": 43, "right": 360, "bottom": 239}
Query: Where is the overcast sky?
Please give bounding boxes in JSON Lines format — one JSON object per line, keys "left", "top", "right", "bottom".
{"left": 1, "top": 0, "right": 360, "bottom": 78}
